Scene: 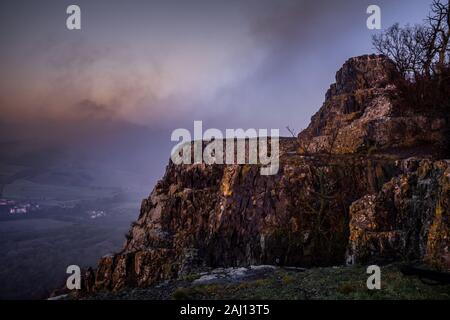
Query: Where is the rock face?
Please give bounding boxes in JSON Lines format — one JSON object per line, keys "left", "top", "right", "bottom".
{"left": 84, "top": 55, "right": 449, "bottom": 293}
{"left": 347, "top": 159, "right": 450, "bottom": 269}
{"left": 298, "top": 55, "right": 447, "bottom": 156}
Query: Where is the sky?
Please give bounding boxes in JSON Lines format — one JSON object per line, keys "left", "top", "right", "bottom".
{"left": 0, "top": 0, "right": 433, "bottom": 192}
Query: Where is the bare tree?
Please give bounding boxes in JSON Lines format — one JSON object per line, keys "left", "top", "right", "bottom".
{"left": 372, "top": 0, "right": 450, "bottom": 80}
{"left": 372, "top": 23, "right": 413, "bottom": 77}
{"left": 429, "top": 0, "right": 450, "bottom": 74}
{"left": 286, "top": 126, "right": 297, "bottom": 138}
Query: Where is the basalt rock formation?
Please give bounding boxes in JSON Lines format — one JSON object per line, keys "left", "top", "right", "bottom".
{"left": 83, "top": 55, "right": 449, "bottom": 293}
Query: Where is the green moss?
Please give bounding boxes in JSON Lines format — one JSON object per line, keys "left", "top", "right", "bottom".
{"left": 83, "top": 264, "right": 450, "bottom": 300}
{"left": 281, "top": 274, "right": 296, "bottom": 285}
{"left": 172, "top": 287, "right": 192, "bottom": 300}
{"left": 179, "top": 265, "right": 450, "bottom": 300}
{"left": 180, "top": 273, "right": 201, "bottom": 282}
{"left": 337, "top": 282, "right": 356, "bottom": 295}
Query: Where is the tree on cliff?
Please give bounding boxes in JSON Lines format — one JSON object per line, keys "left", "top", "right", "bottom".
{"left": 372, "top": 0, "right": 449, "bottom": 116}
{"left": 372, "top": 0, "right": 449, "bottom": 80}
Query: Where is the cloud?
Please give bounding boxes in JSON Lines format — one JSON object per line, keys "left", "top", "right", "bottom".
{"left": 0, "top": 0, "right": 431, "bottom": 136}
{"left": 3, "top": 26, "right": 260, "bottom": 125}
{"left": 75, "top": 99, "right": 116, "bottom": 120}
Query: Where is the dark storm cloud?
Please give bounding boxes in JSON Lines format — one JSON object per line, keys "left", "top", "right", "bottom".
{"left": 193, "top": 0, "right": 431, "bottom": 132}
{"left": 0, "top": 0, "right": 431, "bottom": 130}
{"left": 0, "top": 0, "right": 434, "bottom": 191}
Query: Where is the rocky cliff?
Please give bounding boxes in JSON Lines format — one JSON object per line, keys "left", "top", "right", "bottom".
{"left": 83, "top": 55, "right": 449, "bottom": 293}
{"left": 298, "top": 55, "right": 447, "bottom": 155}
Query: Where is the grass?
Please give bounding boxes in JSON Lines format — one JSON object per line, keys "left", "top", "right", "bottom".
{"left": 179, "top": 273, "right": 201, "bottom": 282}
{"left": 81, "top": 263, "right": 450, "bottom": 300}
{"left": 170, "top": 265, "right": 450, "bottom": 300}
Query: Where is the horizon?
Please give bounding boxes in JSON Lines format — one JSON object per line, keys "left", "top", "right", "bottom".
{"left": 0, "top": 0, "right": 432, "bottom": 193}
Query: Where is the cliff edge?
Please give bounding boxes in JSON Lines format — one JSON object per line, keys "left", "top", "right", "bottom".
{"left": 83, "top": 55, "right": 449, "bottom": 293}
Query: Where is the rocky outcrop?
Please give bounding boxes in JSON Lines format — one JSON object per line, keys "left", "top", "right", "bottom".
{"left": 297, "top": 55, "right": 447, "bottom": 156}
{"left": 83, "top": 55, "right": 449, "bottom": 293}
{"left": 347, "top": 159, "right": 450, "bottom": 270}
{"left": 85, "top": 152, "right": 408, "bottom": 292}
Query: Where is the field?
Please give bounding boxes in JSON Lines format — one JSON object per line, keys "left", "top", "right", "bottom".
{"left": 0, "top": 200, "right": 139, "bottom": 299}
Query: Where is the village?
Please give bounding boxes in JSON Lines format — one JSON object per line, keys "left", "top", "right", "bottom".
{"left": 0, "top": 198, "right": 40, "bottom": 215}
{"left": 86, "top": 209, "right": 106, "bottom": 219}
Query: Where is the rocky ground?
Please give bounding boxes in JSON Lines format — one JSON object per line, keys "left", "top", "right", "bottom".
{"left": 71, "top": 264, "right": 450, "bottom": 300}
